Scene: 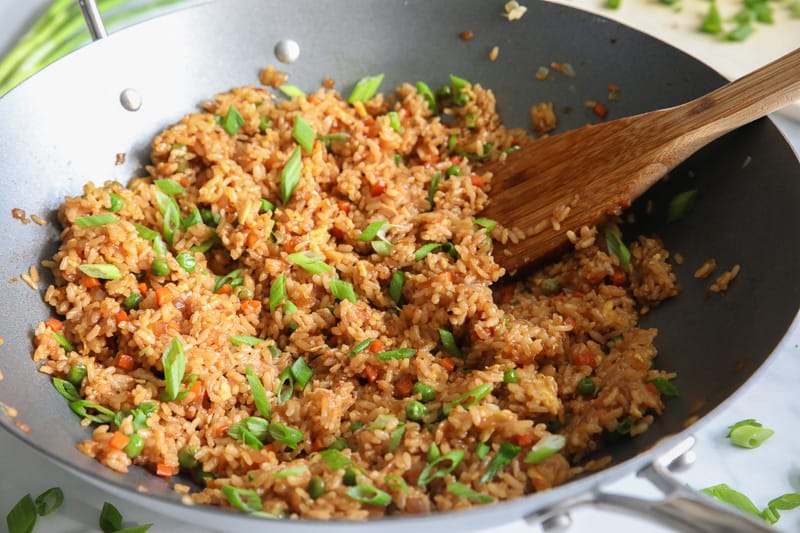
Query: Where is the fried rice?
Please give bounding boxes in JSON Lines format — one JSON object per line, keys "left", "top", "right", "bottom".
{"left": 33, "top": 75, "right": 679, "bottom": 519}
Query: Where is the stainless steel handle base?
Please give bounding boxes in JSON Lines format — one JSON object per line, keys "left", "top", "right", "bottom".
{"left": 525, "top": 437, "right": 773, "bottom": 533}
{"left": 78, "top": 0, "right": 108, "bottom": 40}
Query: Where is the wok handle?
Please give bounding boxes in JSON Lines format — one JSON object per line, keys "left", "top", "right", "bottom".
{"left": 77, "top": 0, "right": 108, "bottom": 40}
{"left": 526, "top": 437, "right": 773, "bottom": 533}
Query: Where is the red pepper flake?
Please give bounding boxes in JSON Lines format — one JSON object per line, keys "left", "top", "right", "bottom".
{"left": 370, "top": 180, "right": 387, "bottom": 196}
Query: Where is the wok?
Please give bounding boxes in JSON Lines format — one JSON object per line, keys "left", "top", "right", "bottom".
{"left": 0, "top": 0, "right": 798, "bottom": 531}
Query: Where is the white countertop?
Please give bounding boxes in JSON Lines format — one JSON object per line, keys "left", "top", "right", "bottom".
{"left": 1, "top": 2, "right": 799, "bottom": 532}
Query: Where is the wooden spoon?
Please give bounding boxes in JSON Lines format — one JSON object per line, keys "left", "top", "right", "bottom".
{"left": 482, "top": 48, "right": 800, "bottom": 275}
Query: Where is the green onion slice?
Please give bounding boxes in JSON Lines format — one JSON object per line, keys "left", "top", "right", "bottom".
{"left": 389, "top": 270, "right": 405, "bottom": 306}
{"left": 374, "top": 348, "right": 416, "bottom": 361}
{"left": 228, "top": 416, "right": 268, "bottom": 450}
{"left": 291, "top": 357, "right": 313, "bottom": 389}
{"left": 246, "top": 366, "right": 271, "bottom": 420}
{"left": 604, "top": 227, "right": 631, "bottom": 273}
{"left": 222, "top": 105, "right": 245, "bottom": 136}
{"left": 443, "top": 383, "right": 493, "bottom": 415}
{"left": 371, "top": 240, "right": 393, "bottom": 256}
{"left": 524, "top": 434, "right": 567, "bottom": 464}
{"left": 214, "top": 268, "right": 245, "bottom": 293}
{"left": 438, "top": 328, "right": 461, "bottom": 357}
{"left": 272, "top": 465, "right": 309, "bottom": 478}
{"left": 293, "top": 115, "right": 315, "bottom": 153}
{"left": 53, "top": 377, "right": 81, "bottom": 402}
{"left": 221, "top": 485, "right": 263, "bottom": 512}
{"left": 414, "top": 243, "right": 443, "bottom": 261}
{"left": 99, "top": 501, "right": 123, "bottom": 533}
{"left": 190, "top": 237, "right": 217, "bottom": 254}
{"left": 153, "top": 189, "right": 181, "bottom": 246}
{"left": 268, "top": 422, "right": 304, "bottom": 450}
{"left": 278, "top": 84, "right": 306, "bottom": 99}
{"left": 348, "top": 74, "right": 384, "bottom": 103}
{"left": 428, "top": 172, "right": 442, "bottom": 209}
{"left": 700, "top": 483, "right": 762, "bottom": 518}
{"left": 175, "top": 251, "right": 196, "bottom": 273}
{"left": 415, "top": 81, "right": 438, "bottom": 115}
{"left": 450, "top": 74, "right": 470, "bottom": 92}
{"left": 52, "top": 332, "right": 74, "bottom": 353}
{"left": 330, "top": 278, "right": 357, "bottom": 303}
{"left": 764, "top": 493, "right": 800, "bottom": 525}
{"left": 418, "top": 450, "right": 465, "bottom": 486}
{"left": 108, "top": 193, "right": 124, "bottom": 213}
{"left": 474, "top": 217, "right": 497, "bottom": 234}
{"left": 476, "top": 442, "right": 491, "bottom": 459}
{"left": 69, "top": 400, "right": 115, "bottom": 424}
{"left": 154, "top": 179, "right": 186, "bottom": 195}
{"left": 34, "top": 487, "right": 64, "bottom": 517}
{"left": 277, "top": 367, "right": 294, "bottom": 404}
{"left": 701, "top": 1, "right": 723, "bottom": 33}
{"left": 319, "top": 449, "right": 353, "bottom": 471}
{"left": 648, "top": 377, "right": 679, "bottom": 397}
{"left": 74, "top": 214, "right": 119, "bottom": 227}
{"left": 161, "top": 336, "right": 186, "bottom": 401}
{"left": 260, "top": 199, "right": 275, "bottom": 213}
{"left": 387, "top": 111, "right": 402, "bottom": 133}
{"left": 287, "top": 251, "right": 333, "bottom": 274}
{"left": 346, "top": 485, "right": 392, "bottom": 506}
{"left": 269, "top": 273, "right": 287, "bottom": 312}
{"left": 347, "top": 338, "right": 375, "bottom": 357}
{"left": 358, "top": 220, "right": 388, "bottom": 241}
{"left": 78, "top": 264, "right": 121, "bottom": 280}
{"left": 230, "top": 335, "right": 265, "bottom": 347}
{"left": 447, "top": 482, "right": 494, "bottom": 504}
{"left": 181, "top": 207, "right": 203, "bottom": 230}
{"left": 388, "top": 422, "right": 406, "bottom": 452}
{"left": 479, "top": 442, "right": 520, "bottom": 485}
{"left": 728, "top": 422, "right": 774, "bottom": 449}
{"left": 280, "top": 146, "right": 303, "bottom": 204}
{"left": 6, "top": 493, "right": 36, "bottom": 533}
{"left": 385, "top": 474, "right": 409, "bottom": 494}
{"left": 667, "top": 189, "right": 698, "bottom": 223}
{"left": 134, "top": 223, "right": 159, "bottom": 242}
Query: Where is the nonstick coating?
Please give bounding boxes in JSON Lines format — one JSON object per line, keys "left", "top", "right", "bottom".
{"left": 0, "top": 1, "right": 798, "bottom": 531}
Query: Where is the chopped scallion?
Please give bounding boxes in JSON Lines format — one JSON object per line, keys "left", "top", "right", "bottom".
{"left": 443, "top": 383, "right": 493, "bottom": 415}
{"left": 154, "top": 179, "right": 186, "bottom": 195}
{"left": 230, "top": 335, "right": 264, "bottom": 347}
{"left": 291, "top": 357, "right": 313, "bottom": 389}
{"left": 389, "top": 270, "right": 405, "bottom": 306}
{"left": 34, "top": 487, "right": 64, "bottom": 517}
{"left": 221, "top": 485, "right": 263, "bottom": 512}
{"left": 387, "top": 111, "right": 402, "bottom": 132}
{"left": 292, "top": 115, "right": 315, "bottom": 153}
{"left": 269, "top": 273, "right": 287, "bottom": 312}
{"left": 418, "top": 450, "right": 465, "bottom": 486}
{"left": 280, "top": 146, "right": 303, "bottom": 204}
{"left": 74, "top": 214, "right": 119, "bottom": 227}
{"left": 447, "top": 482, "right": 494, "bottom": 503}
{"left": 427, "top": 172, "right": 442, "bottom": 210}
{"left": 524, "top": 434, "right": 567, "bottom": 464}
{"left": 108, "top": 193, "right": 124, "bottom": 213}
{"left": 347, "top": 338, "right": 375, "bottom": 357}
{"left": 374, "top": 348, "right": 417, "bottom": 361}
{"left": 648, "top": 377, "right": 679, "bottom": 397}
{"left": 161, "top": 337, "right": 186, "bottom": 402}
{"left": 358, "top": 220, "right": 388, "bottom": 241}
{"left": 287, "top": 251, "right": 333, "bottom": 274}
{"left": 346, "top": 485, "right": 392, "bottom": 506}
{"left": 272, "top": 465, "right": 308, "bottom": 478}
{"left": 348, "top": 74, "right": 384, "bottom": 103}
{"left": 214, "top": 268, "right": 245, "bottom": 293}
{"left": 52, "top": 332, "right": 74, "bottom": 353}
{"left": 278, "top": 84, "right": 306, "bottom": 99}
{"left": 78, "top": 263, "right": 121, "bottom": 280}
{"left": 268, "top": 421, "right": 304, "bottom": 450}
{"left": 416, "top": 81, "right": 438, "bottom": 114}
{"left": 604, "top": 227, "right": 630, "bottom": 272}
{"left": 222, "top": 105, "right": 245, "bottom": 136}
{"left": 479, "top": 441, "right": 520, "bottom": 484}
{"left": 667, "top": 189, "right": 698, "bottom": 223}
{"left": 330, "top": 278, "right": 357, "bottom": 303}
{"left": 438, "top": 328, "right": 461, "bottom": 357}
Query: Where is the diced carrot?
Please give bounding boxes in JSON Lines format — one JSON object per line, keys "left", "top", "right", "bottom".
{"left": 45, "top": 318, "right": 63, "bottom": 331}
{"left": 217, "top": 284, "right": 233, "bottom": 295}
{"left": 240, "top": 299, "right": 262, "bottom": 315}
{"left": 512, "top": 433, "right": 534, "bottom": 447}
{"left": 470, "top": 175, "right": 484, "bottom": 187}
{"left": 368, "top": 339, "right": 384, "bottom": 353}
{"left": 114, "top": 309, "right": 129, "bottom": 323}
{"left": 364, "top": 118, "right": 376, "bottom": 127}
{"left": 246, "top": 231, "right": 259, "bottom": 248}
{"left": 439, "top": 357, "right": 456, "bottom": 372}
{"left": 363, "top": 363, "right": 379, "bottom": 384}
{"left": 108, "top": 431, "right": 130, "bottom": 451}
{"left": 531, "top": 476, "right": 551, "bottom": 491}
{"left": 80, "top": 274, "right": 101, "bottom": 289}
{"left": 573, "top": 351, "right": 596, "bottom": 368}
{"left": 593, "top": 102, "right": 608, "bottom": 119}
{"left": 307, "top": 94, "right": 319, "bottom": 104}
{"left": 138, "top": 282, "right": 148, "bottom": 295}
{"left": 155, "top": 287, "right": 173, "bottom": 306}
{"left": 395, "top": 375, "right": 414, "bottom": 398}
{"left": 311, "top": 437, "right": 326, "bottom": 452}
{"left": 498, "top": 283, "right": 516, "bottom": 304}
{"left": 156, "top": 463, "right": 174, "bottom": 477}
{"left": 646, "top": 382, "right": 659, "bottom": 396}
{"left": 330, "top": 227, "right": 345, "bottom": 239}
{"left": 181, "top": 379, "right": 203, "bottom": 404}
{"left": 117, "top": 353, "right": 135, "bottom": 371}
{"left": 337, "top": 199, "right": 351, "bottom": 213}
{"left": 370, "top": 180, "right": 387, "bottom": 197}
{"left": 610, "top": 268, "right": 627, "bottom": 286}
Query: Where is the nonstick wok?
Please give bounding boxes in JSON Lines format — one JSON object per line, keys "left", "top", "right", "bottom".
{"left": 1, "top": 1, "right": 799, "bottom": 531}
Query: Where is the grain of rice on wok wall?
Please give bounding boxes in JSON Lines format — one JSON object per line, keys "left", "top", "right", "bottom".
{"left": 32, "top": 75, "right": 680, "bottom": 519}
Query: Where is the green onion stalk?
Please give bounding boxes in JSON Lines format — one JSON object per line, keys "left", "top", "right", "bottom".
{"left": 0, "top": 0, "right": 186, "bottom": 97}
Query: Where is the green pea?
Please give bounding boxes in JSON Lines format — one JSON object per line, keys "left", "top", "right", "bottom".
{"left": 178, "top": 446, "right": 199, "bottom": 470}
{"left": 343, "top": 468, "right": 357, "bottom": 486}
{"left": 445, "top": 165, "right": 461, "bottom": 177}
{"left": 123, "top": 292, "right": 143, "bottom": 311}
{"left": 234, "top": 285, "right": 254, "bottom": 300}
{"left": 405, "top": 400, "right": 428, "bottom": 421}
{"left": 66, "top": 364, "right": 87, "bottom": 388}
{"left": 175, "top": 251, "right": 196, "bottom": 273}
{"left": 436, "top": 85, "right": 452, "bottom": 98}
{"left": 109, "top": 193, "right": 124, "bottom": 213}
{"left": 123, "top": 433, "right": 145, "bottom": 458}
{"left": 540, "top": 278, "right": 561, "bottom": 296}
{"left": 150, "top": 257, "right": 170, "bottom": 277}
{"left": 412, "top": 382, "right": 436, "bottom": 402}
{"left": 308, "top": 475, "right": 325, "bottom": 499}
{"left": 577, "top": 377, "right": 597, "bottom": 396}
{"left": 452, "top": 91, "right": 470, "bottom": 106}
{"left": 503, "top": 368, "right": 519, "bottom": 385}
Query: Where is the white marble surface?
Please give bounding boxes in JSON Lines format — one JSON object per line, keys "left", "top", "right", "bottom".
{"left": 1, "top": 2, "right": 800, "bottom": 532}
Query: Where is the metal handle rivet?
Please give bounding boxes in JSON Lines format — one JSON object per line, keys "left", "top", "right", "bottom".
{"left": 541, "top": 512, "right": 573, "bottom": 532}
{"left": 274, "top": 39, "right": 300, "bottom": 64}
{"left": 119, "top": 88, "right": 142, "bottom": 112}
